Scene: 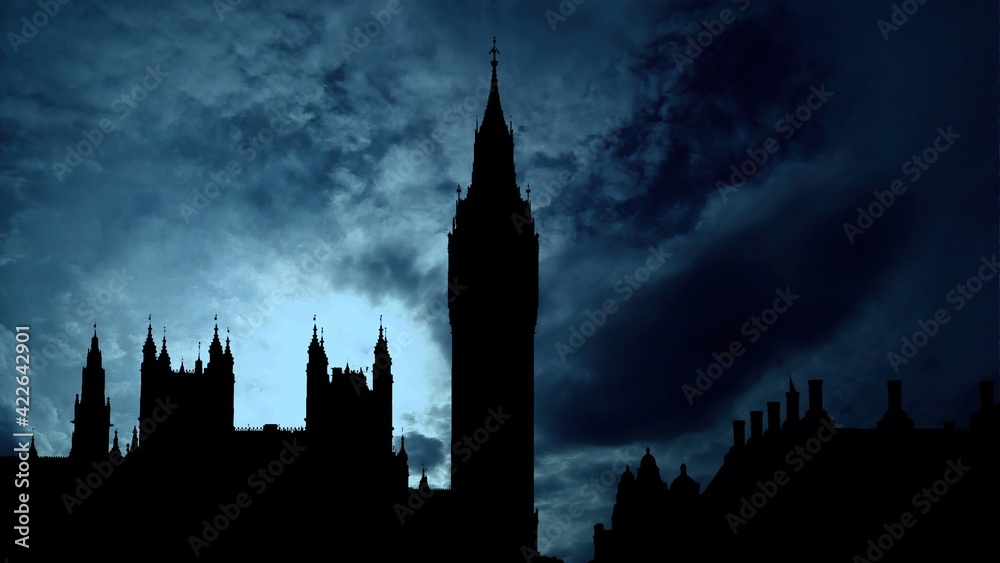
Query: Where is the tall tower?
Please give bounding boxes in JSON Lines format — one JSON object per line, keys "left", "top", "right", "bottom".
{"left": 372, "top": 316, "right": 393, "bottom": 452}
{"left": 70, "top": 325, "right": 112, "bottom": 461}
{"left": 448, "top": 37, "right": 539, "bottom": 558}
{"left": 305, "top": 317, "right": 328, "bottom": 433}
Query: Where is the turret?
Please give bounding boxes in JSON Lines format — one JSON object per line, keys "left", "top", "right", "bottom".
{"left": 305, "top": 316, "right": 329, "bottom": 432}
{"left": 70, "top": 325, "right": 112, "bottom": 461}
{"left": 372, "top": 316, "right": 394, "bottom": 452}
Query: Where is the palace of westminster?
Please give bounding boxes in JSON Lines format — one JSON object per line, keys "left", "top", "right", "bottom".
{"left": 5, "top": 40, "right": 996, "bottom": 562}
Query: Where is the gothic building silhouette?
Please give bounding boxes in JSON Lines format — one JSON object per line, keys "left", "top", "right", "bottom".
{"left": 5, "top": 39, "right": 998, "bottom": 562}
{"left": 5, "top": 39, "right": 547, "bottom": 562}
{"left": 589, "top": 378, "right": 998, "bottom": 562}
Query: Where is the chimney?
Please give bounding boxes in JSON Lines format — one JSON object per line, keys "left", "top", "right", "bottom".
{"left": 767, "top": 402, "right": 781, "bottom": 433}
{"left": 733, "top": 420, "right": 745, "bottom": 448}
{"left": 888, "top": 380, "right": 902, "bottom": 411}
{"left": 877, "top": 380, "right": 914, "bottom": 431}
{"left": 750, "top": 411, "right": 763, "bottom": 441}
{"left": 785, "top": 377, "right": 800, "bottom": 427}
{"left": 808, "top": 379, "right": 824, "bottom": 413}
{"left": 980, "top": 380, "right": 995, "bottom": 413}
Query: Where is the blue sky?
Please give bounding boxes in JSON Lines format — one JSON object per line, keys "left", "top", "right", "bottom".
{"left": 1, "top": 1, "right": 996, "bottom": 560}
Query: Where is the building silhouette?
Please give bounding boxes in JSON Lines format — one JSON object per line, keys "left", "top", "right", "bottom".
{"left": 5, "top": 39, "right": 997, "bottom": 563}
{"left": 590, "top": 378, "right": 999, "bottom": 562}
{"left": 4, "top": 39, "right": 551, "bottom": 562}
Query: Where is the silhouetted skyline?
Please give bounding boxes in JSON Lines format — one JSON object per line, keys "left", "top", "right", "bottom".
{"left": 1, "top": 2, "right": 997, "bottom": 560}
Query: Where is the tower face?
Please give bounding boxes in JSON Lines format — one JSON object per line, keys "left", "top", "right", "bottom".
{"left": 448, "top": 39, "right": 539, "bottom": 556}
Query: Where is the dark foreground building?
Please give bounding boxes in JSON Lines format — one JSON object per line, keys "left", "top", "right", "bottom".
{"left": 590, "top": 378, "right": 999, "bottom": 562}
{"left": 5, "top": 42, "right": 551, "bottom": 563}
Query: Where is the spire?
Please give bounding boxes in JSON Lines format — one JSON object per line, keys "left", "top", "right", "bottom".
{"left": 29, "top": 435, "right": 37, "bottom": 458}
{"left": 470, "top": 36, "right": 516, "bottom": 193}
{"left": 158, "top": 327, "right": 171, "bottom": 368}
{"left": 87, "top": 323, "right": 102, "bottom": 369}
{"left": 209, "top": 314, "right": 223, "bottom": 360}
{"left": 110, "top": 429, "right": 121, "bottom": 458}
{"left": 143, "top": 314, "right": 156, "bottom": 360}
{"left": 131, "top": 426, "right": 139, "bottom": 451}
{"left": 309, "top": 315, "right": 322, "bottom": 354}
{"left": 419, "top": 462, "right": 429, "bottom": 490}
{"left": 483, "top": 36, "right": 504, "bottom": 130}
{"left": 224, "top": 327, "right": 232, "bottom": 357}
{"left": 195, "top": 341, "right": 203, "bottom": 375}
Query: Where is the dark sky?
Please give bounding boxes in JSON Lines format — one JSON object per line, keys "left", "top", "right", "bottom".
{"left": 1, "top": 1, "right": 996, "bottom": 560}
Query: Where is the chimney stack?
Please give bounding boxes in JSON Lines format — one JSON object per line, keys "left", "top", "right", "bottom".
{"left": 877, "top": 380, "right": 914, "bottom": 430}
{"left": 980, "top": 380, "right": 995, "bottom": 413}
{"left": 808, "top": 379, "right": 824, "bottom": 413}
{"left": 767, "top": 401, "right": 781, "bottom": 434}
{"left": 750, "top": 411, "right": 763, "bottom": 441}
{"left": 784, "top": 377, "right": 800, "bottom": 427}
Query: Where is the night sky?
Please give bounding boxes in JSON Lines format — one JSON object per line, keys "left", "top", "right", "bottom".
{"left": 1, "top": 1, "right": 996, "bottom": 560}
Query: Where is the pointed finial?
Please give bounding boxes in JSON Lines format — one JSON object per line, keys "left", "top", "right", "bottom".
{"left": 93, "top": 322, "right": 97, "bottom": 335}
{"left": 646, "top": 446, "right": 651, "bottom": 455}
{"left": 625, "top": 464, "right": 630, "bottom": 472}
{"left": 320, "top": 327, "right": 324, "bottom": 346}
{"left": 198, "top": 341, "right": 201, "bottom": 358}
{"left": 680, "top": 463, "right": 687, "bottom": 475}
{"left": 490, "top": 36, "right": 499, "bottom": 62}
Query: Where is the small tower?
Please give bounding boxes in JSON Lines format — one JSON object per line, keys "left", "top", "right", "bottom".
{"left": 70, "top": 325, "right": 112, "bottom": 462}
{"left": 372, "top": 316, "right": 394, "bottom": 452}
{"left": 305, "top": 316, "right": 329, "bottom": 432}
